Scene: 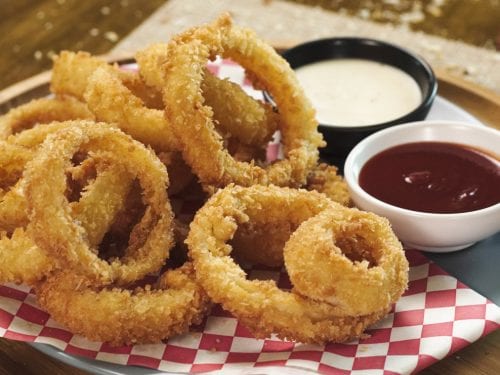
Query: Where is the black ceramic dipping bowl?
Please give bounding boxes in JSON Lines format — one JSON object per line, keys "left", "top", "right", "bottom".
{"left": 269, "top": 37, "right": 437, "bottom": 165}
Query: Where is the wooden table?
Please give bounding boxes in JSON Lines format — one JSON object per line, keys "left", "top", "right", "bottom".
{"left": 0, "top": 1, "right": 498, "bottom": 374}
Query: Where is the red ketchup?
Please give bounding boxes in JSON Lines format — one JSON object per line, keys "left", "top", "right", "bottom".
{"left": 359, "top": 141, "right": 500, "bottom": 214}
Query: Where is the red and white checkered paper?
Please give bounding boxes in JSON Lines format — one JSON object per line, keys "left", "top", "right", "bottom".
{"left": 1, "top": 250, "right": 499, "bottom": 374}
{"left": 0, "top": 60, "right": 498, "bottom": 374}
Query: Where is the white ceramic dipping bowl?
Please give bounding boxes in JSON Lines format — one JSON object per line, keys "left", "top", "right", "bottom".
{"left": 344, "top": 121, "right": 500, "bottom": 252}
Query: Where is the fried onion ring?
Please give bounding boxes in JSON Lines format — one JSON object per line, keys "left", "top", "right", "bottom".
{"left": 284, "top": 207, "right": 409, "bottom": 316}
{"left": 231, "top": 164, "right": 351, "bottom": 267}
{"left": 137, "top": 44, "right": 278, "bottom": 149}
{"left": 24, "top": 122, "right": 174, "bottom": 284}
{"left": 201, "top": 70, "right": 278, "bottom": 148}
{"left": 83, "top": 65, "right": 180, "bottom": 152}
{"left": 51, "top": 51, "right": 157, "bottom": 104}
{"left": 35, "top": 262, "right": 210, "bottom": 346}
{"left": 154, "top": 15, "right": 323, "bottom": 188}
{"left": 0, "top": 96, "right": 94, "bottom": 138}
{"left": 0, "top": 132, "right": 133, "bottom": 285}
{"left": 187, "top": 185, "right": 388, "bottom": 343}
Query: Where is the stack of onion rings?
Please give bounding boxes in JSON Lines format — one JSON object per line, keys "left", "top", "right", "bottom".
{"left": 0, "top": 122, "right": 131, "bottom": 285}
{"left": 0, "top": 14, "right": 408, "bottom": 347}
{"left": 143, "top": 14, "right": 324, "bottom": 188}
{"left": 187, "top": 185, "right": 405, "bottom": 344}
{"left": 24, "top": 122, "right": 173, "bottom": 284}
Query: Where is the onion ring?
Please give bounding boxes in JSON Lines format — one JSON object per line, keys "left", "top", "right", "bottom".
{"left": 231, "top": 164, "right": 351, "bottom": 267}
{"left": 154, "top": 15, "right": 323, "bottom": 187}
{"left": 0, "top": 142, "right": 33, "bottom": 231}
{"left": 0, "top": 130, "right": 134, "bottom": 285}
{"left": 35, "top": 262, "right": 210, "bottom": 346}
{"left": 0, "top": 96, "right": 94, "bottom": 138}
{"left": 0, "top": 162, "right": 132, "bottom": 285}
{"left": 284, "top": 207, "right": 409, "bottom": 316}
{"left": 83, "top": 65, "right": 180, "bottom": 152}
{"left": 24, "top": 122, "right": 174, "bottom": 284}
{"left": 51, "top": 51, "right": 158, "bottom": 104}
{"left": 137, "top": 43, "right": 279, "bottom": 150}
{"left": 187, "top": 184, "right": 389, "bottom": 343}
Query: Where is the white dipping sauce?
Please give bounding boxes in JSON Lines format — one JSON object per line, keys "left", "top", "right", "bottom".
{"left": 295, "top": 58, "right": 422, "bottom": 126}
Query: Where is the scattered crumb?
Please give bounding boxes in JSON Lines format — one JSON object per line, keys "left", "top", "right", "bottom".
{"left": 464, "top": 65, "right": 477, "bottom": 75}
{"left": 56, "top": 0, "right": 66, "bottom": 5}
{"left": 426, "top": 4, "right": 443, "bottom": 17}
{"left": 383, "top": 0, "right": 401, "bottom": 5}
{"left": 34, "top": 50, "right": 43, "bottom": 60}
{"left": 120, "top": 0, "right": 129, "bottom": 6}
{"left": 420, "top": 40, "right": 442, "bottom": 53}
{"left": 44, "top": 22, "right": 53, "bottom": 30}
{"left": 46, "top": 50, "right": 56, "bottom": 60}
{"left": 100, "top": 6, "right": 111, "bottom": 16}
{"left": 400, "top": 6, "right": 425, "bottom": 24}
{"left": 89, "top": 28, "right": 100, "bottom": 37}
{"left": 358, "top": 8, "right": 371, "bottom": 19}
{"left": 36, "top": 11, "right": 45, "bottom": 20}
{"left": 445, "top": 64, "right": 466, "bottom": 76}
{"left": 432, "top": 0, "right": 447, "bottom": 6}
{"left": 104, "top": 31, "right": 119, "bottom": 42}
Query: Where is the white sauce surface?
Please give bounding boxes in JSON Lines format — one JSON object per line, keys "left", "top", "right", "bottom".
{"left": 295, "top": 58, "right": 422, "bottom": 126}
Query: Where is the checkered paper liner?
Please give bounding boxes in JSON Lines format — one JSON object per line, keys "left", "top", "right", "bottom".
{"left": 1, "top": 60, "right": 499, "bottom": 374}
{"left": 1, "top": 250, "right": 499, "bottom": 374}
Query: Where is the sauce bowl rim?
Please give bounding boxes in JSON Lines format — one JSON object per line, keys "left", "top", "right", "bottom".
{"left": 278, "top": 36, "right": 438, "bottom": 131}
{"left": 344, "top": 120, "right": 500, "bottom": 219}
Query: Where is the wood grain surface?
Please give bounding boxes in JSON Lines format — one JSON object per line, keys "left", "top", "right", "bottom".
{"left": 0, "top": 0, "right": 165, "bottom": 90}
{"left": 0, "top": 1, "right": 498, "bottom": 374}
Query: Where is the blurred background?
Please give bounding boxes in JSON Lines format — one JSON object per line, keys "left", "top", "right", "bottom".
{"left": 1, "top": 0, "right": 499, "bottom": 89}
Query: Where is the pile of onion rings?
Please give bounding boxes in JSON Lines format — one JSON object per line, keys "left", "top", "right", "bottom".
{"left": 0, "top": 13, "right": 408, "bottom": 347}
{"left": 187, "top": 184, "right": 407, "bottom": 344}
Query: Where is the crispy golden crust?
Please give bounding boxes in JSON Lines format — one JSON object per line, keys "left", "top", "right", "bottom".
{"left": 0, "top": 142, "right": 33, "bottom": 231}
{"left": 202, "top": 72, "right": 278, "bottom": 147}
{"left": 0, "top": 162, "right": 132, "bottom": 285}
{"left": 0, "top": 96, "right": 94, "bottom": 139}
{"left": 0, "top": 228, "right": 55, "bottom": 285}
{"left": 0, "top": 145, "right": 135, "bottom": 285}
{"left": 83, "top": 66, "right": 180, "bottom": 153}
{"left": 35, "top": 263, "right": 211, "bottom": 346}
{"left": 284, "top": 208, "right": 409, "bottom": 316}
{"left": 137, "top": 43, "right": 278, "bottom": 151}
{"left": 24, "top": 122, "right": 174, "bottom": 284}
{"left": 306, "top": 163, "right": 352, "bottom": 207}
{"left": 233, "top": 164, "right": 352, "bottom": 267}
{"left": 143, "top": 14, "right": 323, "bottom": 188}
{"left": 187, "top": 185, "right": 389, "bottom": 344}
{"left": 0, "top": 124, "right": 135, "bottom": 285}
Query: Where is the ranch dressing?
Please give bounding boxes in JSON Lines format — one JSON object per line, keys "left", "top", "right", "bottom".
{"left": 295, "top": 59, "right": 422, "bottom": 126}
